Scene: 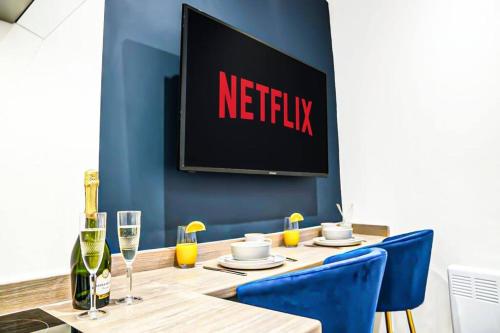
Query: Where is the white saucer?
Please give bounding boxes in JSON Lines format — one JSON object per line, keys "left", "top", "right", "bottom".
{"left": 313, "top": 236, "right": 363, "bottom": 247}
{"left": 218, "top": 254, "right": 285, "bottom": 270}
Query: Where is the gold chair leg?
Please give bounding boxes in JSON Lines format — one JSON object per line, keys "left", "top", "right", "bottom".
{"left": 406, "top": 309, "right": 416, "bottom": 333}
{"left": 384, "top": 312, "right": 394, "bottom": 333}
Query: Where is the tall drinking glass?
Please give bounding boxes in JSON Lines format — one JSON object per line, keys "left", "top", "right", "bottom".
{"left": 116, "top": 211, "right": 142, "bottom": 305}
{"left": 78, "top": 212, "right": 107, "bottom": 320}
{"left": 176, "top": 226, "right": 197, "bottom": 268}
{"left": 283, "top": 217, "right": 300, "bottom": 247}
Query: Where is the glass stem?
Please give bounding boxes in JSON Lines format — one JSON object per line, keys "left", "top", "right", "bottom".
{"left": 127, "top": 266, "right": 133, "bottom": 299}
{"left": 90, "top": 273, "right": 97, "bottom": 313}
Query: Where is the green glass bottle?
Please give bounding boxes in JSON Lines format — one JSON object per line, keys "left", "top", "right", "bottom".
{"left": 70, "top": 170, "right": 112, "bottom": 309}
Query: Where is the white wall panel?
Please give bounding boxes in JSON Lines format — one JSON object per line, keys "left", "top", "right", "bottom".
{"left": 330, "top": 0, "right": 500, "bottom": 332}
{"left": 0, "top": 0, "right": 104, "bottom": 284}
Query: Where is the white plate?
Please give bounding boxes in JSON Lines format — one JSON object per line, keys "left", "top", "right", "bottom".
{"left": 313, "top": 236, "right": 363, "bottom": 247}
{"left": 218, "top": 254, "right": 286, "bottom": 270}
{"left": 232, "top": 256, "right": 273, "bottom": 262}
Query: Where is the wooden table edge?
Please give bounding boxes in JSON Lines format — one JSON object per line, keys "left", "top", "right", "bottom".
{"left": 0, "top": 222, "right": 388, "bottom": 332}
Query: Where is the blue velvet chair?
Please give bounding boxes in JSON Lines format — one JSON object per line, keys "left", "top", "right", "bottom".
{"left": 365, "top": 229, "right": 434, "bottom": 333}
{"left": 237, "top": 248, "right": 387, "bottom": 333}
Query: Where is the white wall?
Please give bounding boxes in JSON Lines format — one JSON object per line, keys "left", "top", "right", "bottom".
{"left": 0, "top": 20, "right": 11, "bottom": 40}
{"left": 330, "top": 0, "right": 500, "bottom": 332}
{"left": 0, "top": 0, "right": 104, "bottom": 284}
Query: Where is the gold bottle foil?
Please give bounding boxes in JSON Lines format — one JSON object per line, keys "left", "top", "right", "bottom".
{"left": 84, "top": 170, "right": 99, "bottom": 219}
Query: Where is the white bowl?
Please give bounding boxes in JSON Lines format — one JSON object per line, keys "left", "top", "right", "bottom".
{"left": 323, "top": 227, "right": 353, "bottom": 240}
{"left": 321, "top": 222, "right": 341, "bottom": 230}
{"left": 244, "top": 233, "right": 272, "bottom": 245}
{"left": 245, "top": 233, "right": 265, "bottom": 241}
{"left": 321, "top": 222, "right": 341, "bottom": 237}
{"left": 231, "top": 241, "right": 271, "bottom": 261}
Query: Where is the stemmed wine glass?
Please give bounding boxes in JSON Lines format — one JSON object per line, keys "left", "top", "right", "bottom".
{"left": 78, "top": 212, "right": 107, "bottom": 320}
{"left": 116, "top": 211, "right": 142, "bottom": 305}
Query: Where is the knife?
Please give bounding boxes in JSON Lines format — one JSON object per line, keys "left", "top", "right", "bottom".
{"left": 203, "top": 266, "right": 247, "bottom": 276}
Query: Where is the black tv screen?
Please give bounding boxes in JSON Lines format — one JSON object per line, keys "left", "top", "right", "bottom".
{"left": 179, "top": 5, "right": 328, "bottom": 176}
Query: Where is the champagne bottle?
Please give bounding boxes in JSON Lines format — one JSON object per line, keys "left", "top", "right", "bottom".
{"left": 71, "top": 170, "right": 112, "bottom": 309}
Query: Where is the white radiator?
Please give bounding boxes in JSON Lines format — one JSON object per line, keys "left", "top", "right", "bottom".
{"left": 448, "top": 265, "right": 500, "bottom": 333}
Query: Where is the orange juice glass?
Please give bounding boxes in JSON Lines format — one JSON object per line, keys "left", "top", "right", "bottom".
{"left": 176, "top": 226, "right": 197, "bottom": 268}
{"left": 283, "top": 217, "right": 300, "bottom": 247}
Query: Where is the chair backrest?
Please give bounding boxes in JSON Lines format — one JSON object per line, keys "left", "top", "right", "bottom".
{"left": 365, "top": 229, "right": 434, "bottom": 311}
{"left": 237, "top": 248, "right": 387, "bottom": 333}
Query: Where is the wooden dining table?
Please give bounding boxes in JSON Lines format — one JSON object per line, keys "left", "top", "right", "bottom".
{"left": 2, "top": 224, "right": 389, "bottom": 333}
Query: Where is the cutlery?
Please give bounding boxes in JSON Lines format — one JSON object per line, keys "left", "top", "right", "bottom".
{"left": 285, "top": 257, "right": 298, "bottom": 262}
{"left": 336, "top": 203, "right": 344, "bottom": 218}
{"left": 303, "top": 243, "right": 349, "bottom": 249}
{"left": 203, "top": 266, "right": 247, "bottom": 276}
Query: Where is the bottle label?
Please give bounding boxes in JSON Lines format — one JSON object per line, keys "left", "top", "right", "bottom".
{"left": 96, "top": 269, "right": 111, "bottom": 298}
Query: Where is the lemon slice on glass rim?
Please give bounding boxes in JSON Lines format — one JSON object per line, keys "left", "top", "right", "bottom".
{"left": 185, "top": 221, "right": 206, "bottom": 233}
{"left": 289, "top": 213, "right": 304, "bottom": 223}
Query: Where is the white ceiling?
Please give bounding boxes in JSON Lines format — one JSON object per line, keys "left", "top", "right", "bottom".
{"left": 0, "top": 0, "right": 34, "bottom": 23}
{"left": 17, "top": 0, "right": 87, "bottom": 38}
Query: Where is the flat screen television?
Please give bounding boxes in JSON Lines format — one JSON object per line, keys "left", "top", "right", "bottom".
{"left": 179, "top": 4, "right": 329, "bottom": 176}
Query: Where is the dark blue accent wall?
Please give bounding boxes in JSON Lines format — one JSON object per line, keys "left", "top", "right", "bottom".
{"left": 100, "top": 0, "right": 341, "bottom": 253}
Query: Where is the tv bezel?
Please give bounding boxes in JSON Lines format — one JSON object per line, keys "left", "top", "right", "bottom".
{"left": 179, "top": 4, "right": 329, "bottom": 177}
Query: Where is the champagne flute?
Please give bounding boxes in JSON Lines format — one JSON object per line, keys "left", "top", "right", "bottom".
{"left": 116, "top": 211, "right": 142, "bottom": 305}
{"left": 78, "top": 212, "right": 107, "bottom": 320}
